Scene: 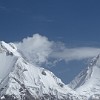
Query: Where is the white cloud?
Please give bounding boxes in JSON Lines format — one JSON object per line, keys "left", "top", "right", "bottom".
{"left": 16, "top": 34, "right": 53, "bottom": 65}
{"left": 16, "top": 34, "right": 100, "bottom": 66}
{"left": 51, "top": 47, "right": 100, "bottom": 62}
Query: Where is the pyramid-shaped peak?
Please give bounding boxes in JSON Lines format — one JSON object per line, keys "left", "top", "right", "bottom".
{"left": 0, "top": 41, "right": 17, "bottom": 51}
{"left": 0, "top": 41, "right": 20, "bottom": 57}
{"left": 89, "top": 54, "right": 100, "bottom": 67}
{"left": 69, "top": 54, "right": 100, "bottom": 99}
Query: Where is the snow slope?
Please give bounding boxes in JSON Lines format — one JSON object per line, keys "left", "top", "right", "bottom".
{"left": 0, "top": 41, "right": 80, "bottom": 100}
{"left": 69, "top": 54, "right": 100, "bottom": 99}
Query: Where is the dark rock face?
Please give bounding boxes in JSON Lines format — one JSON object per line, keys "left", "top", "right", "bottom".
{"left": 0, "top": 95, "right": 17, "bottom": 100}
{"left": 0, "top": 94, "right": 77, "bottom": 100}
{"left": 0, "top": 95, "right": 35, "bottom": 100}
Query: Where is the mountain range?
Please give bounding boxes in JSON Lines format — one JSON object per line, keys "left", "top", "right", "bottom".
{"left": 0, "top": 41, "right": 100, "bottom": 100}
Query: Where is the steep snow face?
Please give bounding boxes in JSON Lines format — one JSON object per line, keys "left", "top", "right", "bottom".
{"left": 69, "top": 54, "right": 100, "bottom": 99}
{"left": 0, "top": 41, "right": 79, "bottom": 100}
{"left": 0, "top": 41, "right": 18, "bottom": 81}
{"left": 0, "top": 52, "right": 17, "bottom": 82}
{"left": 6, "top": 58, "right": 79, "bottom": 100}
{"left": 0, "top": 41, "right": 19, "bottom": 97}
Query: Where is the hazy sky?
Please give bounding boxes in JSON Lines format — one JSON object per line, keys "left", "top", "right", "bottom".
{"left": 0, "top": 0, "right": 100, "bottom": 83}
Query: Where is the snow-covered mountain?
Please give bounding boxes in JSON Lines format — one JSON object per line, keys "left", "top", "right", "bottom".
{"left": 69, "top": 54, "right": 100, "bottom": 100}
{"left": 0, "top": 41, "right": 80, "bottom": 100}
{"left": 1, "top": 41, "right": 100, "bottom": 100}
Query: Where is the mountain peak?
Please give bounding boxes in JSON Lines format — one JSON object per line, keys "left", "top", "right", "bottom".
{"left": 69, "top": 54, "right": 100, "bottom": 99}
{"left": 88, "top": 54, "right": 100, "bottom": 67}
{"left": 0, "top": 41, "right": 20, "bottom": 57}
{"left": 0, "top": 41, "right": 79, "bottom": 100}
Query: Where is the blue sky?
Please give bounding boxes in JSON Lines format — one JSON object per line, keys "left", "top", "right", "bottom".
{"left": 0, "top": 0, "right": 100, "bottom": 83}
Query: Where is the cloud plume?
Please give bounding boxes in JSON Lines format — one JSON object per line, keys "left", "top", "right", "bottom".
{"left": 16, "top": 34, "right": 100, "bottom": 66}
{"left": 51, "top": 47, "right": 100, "bottom": 62}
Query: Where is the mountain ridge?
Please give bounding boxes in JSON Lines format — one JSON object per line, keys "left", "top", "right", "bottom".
{"left": 0, "top": 41, "right": 80, "bottom": 100}
{"left": 0, "top": 41, "right": 100, "bottom": 100}
{"left": 69, "top": 54, "right": 100, "bottom": 99}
